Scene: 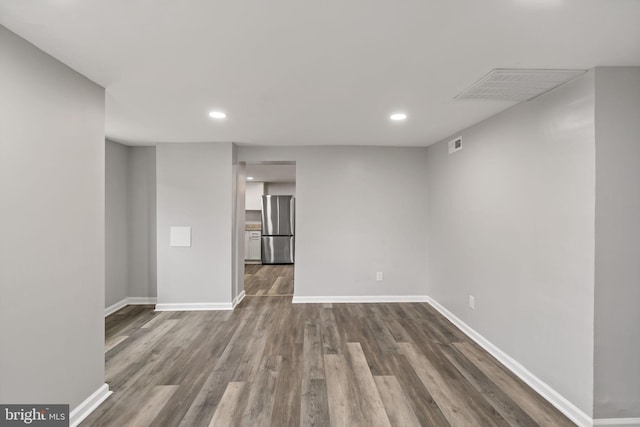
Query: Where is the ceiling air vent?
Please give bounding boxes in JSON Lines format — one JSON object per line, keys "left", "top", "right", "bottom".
{"left": 455, "top": 69, "right": 586, "bottom": 102}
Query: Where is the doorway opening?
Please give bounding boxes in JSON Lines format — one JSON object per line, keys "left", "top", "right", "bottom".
{"left": 242, "top": 162, "right": 296, "bottom": 297}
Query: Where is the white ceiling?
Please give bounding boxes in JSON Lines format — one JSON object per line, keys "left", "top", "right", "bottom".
{"left": 1, "top": 0, "right": 639, "bottom": 147}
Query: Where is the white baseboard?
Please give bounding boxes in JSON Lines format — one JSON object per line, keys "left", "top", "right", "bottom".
{"left": 594, "top": 418, "right": 640, "bottom": 426}
{"left": 105, "top": 297, "right": 158, "bottom": 317}
{"left": 426, "top": 297, "right": 593, "bottom": 427}
{"left": 70, "top": 383, "right": 112, "bottom": 427}
{"left": 155, "top": 302, "right": 233, "bottom": 311}
{"left": 233, "top": 290, "right": 246, "bottom": 308}
{"left": 292, "top": 295, "right": 430, "bottom": 304}
{"left": 126, "top": 297, "right": 157, "bottom": 305}
{"left": 104, "top": 299, "right": 127, "bottom": 317}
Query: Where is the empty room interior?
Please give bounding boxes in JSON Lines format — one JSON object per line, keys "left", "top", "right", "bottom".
{"left": 1, "top": 1, "right": 639, "bottom": 426}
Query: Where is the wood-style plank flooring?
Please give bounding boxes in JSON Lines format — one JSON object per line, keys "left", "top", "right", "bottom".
{"left": 84, "top": 297, "right": 575, "bottom": 426}
{"left": 244, "top": 264, "right": 294, "bottom": 296}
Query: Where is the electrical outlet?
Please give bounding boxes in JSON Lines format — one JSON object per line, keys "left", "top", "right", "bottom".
{"left": 376, "top": 272, "right": 384, "bottom": 281}
{"left": 469, "top": 295, "right": 475, "bottom": 310}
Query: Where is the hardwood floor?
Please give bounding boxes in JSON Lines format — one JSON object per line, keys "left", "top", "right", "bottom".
{"left": 82, "top": 297, "right": 575, "bottom": 426}
{"left": 244, "top": 264, "right": 294, "bottom": 296}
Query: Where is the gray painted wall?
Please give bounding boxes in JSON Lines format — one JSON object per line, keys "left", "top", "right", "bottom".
{"left": 156, "top": 143, "right": 234, "bottom": 305}
{"left": 425, "top": 72, "right": 596, "bottom": 415}
{"left": 0, "top": 25, "right": 105, "bottom": 408}
{"left": 233, "top": 151, "right": 246, "bottom": 302}
{"left": 265, "top": 182, "right": 296, "bottom": 196}
{"left": 105, "top": 141, "right": 157, "bottom": 306}
{"left": 106, "top": 140, "right": 130, "bottom": 306}
{"left": 128, "top": 146, "right": 157, "bottom": 299}
{"left": 245, "top": 210, "right": 262, "bottom": 223}
{"left": 594, "top": 67, "right": 640, "bottom": 419}
{"left": 239, "top": 146, "right": 429, "bottom": 298}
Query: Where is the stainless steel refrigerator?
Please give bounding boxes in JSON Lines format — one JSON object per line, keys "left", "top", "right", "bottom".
{"left": 261, "top": 195, "right": 295, "bottom": 264}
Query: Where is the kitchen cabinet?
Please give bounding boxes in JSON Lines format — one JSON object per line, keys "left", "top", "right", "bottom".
{"left": 245, "top": 182, "right": 264, "bottom": 211}
{"left": 245, "top": 230, "right": 262, "bottom": 261}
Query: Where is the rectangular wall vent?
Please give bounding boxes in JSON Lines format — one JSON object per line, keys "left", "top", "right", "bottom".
{"left": 455, "top": 69, "right": 585, "bottom": 102}
{"left": 448, "top": 136, "right": 462, "bottom": 154}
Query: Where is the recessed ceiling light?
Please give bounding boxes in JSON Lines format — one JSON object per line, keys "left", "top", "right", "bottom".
{"left": 246, "top": 176, "right": 254, "bottom": 180}
{"left": 209, "top": 111, "right": 226, "bottom": 119}
{"left": 390, "top": 113, "right": 407, "bottom": 121}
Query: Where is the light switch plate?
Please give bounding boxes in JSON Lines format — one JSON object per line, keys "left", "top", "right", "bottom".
{"left": 170, "top": 226, "right": 191, "bottom": 247}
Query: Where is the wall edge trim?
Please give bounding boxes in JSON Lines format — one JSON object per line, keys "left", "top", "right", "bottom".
{"left": 593, "top": 418, "right": 640, "bottom": 426}
{"left": 105, "top": 297, "right": 158, "bottom": 317}
{"left": 426, "top": 296, "right": 593, "bottom": 427}
{"left": 232, "top": 291, "right": 246, "bottom": 308}
{"left": 104, "top": 298, "right": 127, "bottom": 317}
{"left": 126, "top": 297, "right": 158, "bottom": 305}
{"left": 70, "top": 383, "right": 112, "bottom": 427}
{"left": 291, "top": 295, "right": 430, "bottom": 304}
{"left": 155, "top": 302, "right": 233, "bottom": 311}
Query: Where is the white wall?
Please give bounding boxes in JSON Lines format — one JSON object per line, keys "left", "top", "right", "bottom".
{"left": 128, "top": 146, "right": 157, "bottom": 299}
{"left": 593, "top": 67, "right": 640, "bottom": 419}
{"left": 426, "top": 72, "right": 596, "bottom": 415}
{"left": 0, "top": 25, "right": 106, "bottom": 409}
{"left": 106, "top": 140, "right": 130, "bottom": 306}
{"left": 239, "top": 146, "right": 429, "bottom": 299}
{"left": 265, "top": 182, "right": 296, "bottom": 196}
{"left": 156, "top": 143, "right": 234, "bottom": 306}
{"left": 245, "top": 181, "right": 264, "bottom": 211}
